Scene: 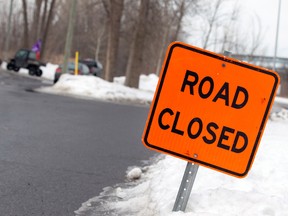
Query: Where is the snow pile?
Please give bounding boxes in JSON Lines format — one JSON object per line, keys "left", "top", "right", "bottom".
{"left": 1, "top": 61, "right": 7, "bottom": 70}
{"left": 40, "top": 63, "right": 58, "bottom": 80}
{"left": 126, "top": 167, "right": 143, "bottom": 181}
{"left": 75, "top": 120, "right": 288, "bottom": 216}
{"left": 270, "top": 109, "right": 288, "bottom": 121}
{"left": 40, "top": 74, "right": 156, "bottom": 105}
{"left": 275, "top": 96, "right": 288, "bottom": 106}
{"left": 114, "top": 74, "right": 159, "bottom": 92}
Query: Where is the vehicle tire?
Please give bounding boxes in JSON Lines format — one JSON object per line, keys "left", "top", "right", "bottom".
{"left": 7, "top": 63, "right": 14, "bottom": 71}
{"left": 13, "top": 67, "right": 20, "bottom": 72}
{"left": 29, "top": 68, "right": 36, "bottom": 76}
{"left": 36, "top": 69, "right": 42, "bottom": 77}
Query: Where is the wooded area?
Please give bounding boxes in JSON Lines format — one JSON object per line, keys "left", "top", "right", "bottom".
{"left": 0, "top": 0, "right": 265, "bottom": 87}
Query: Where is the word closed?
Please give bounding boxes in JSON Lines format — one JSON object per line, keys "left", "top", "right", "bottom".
{"left": 142, "top": 42, "right": 279, "bottom": 178}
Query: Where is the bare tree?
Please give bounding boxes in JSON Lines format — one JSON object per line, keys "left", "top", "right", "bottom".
{"left": 32, "top": 0, "right": 43, "bottom": 42}
{"left": 103, "top": 0, "right": 124, "bottom": 82}
{"left": 220, "top": 2, "right": 240, "bottom": 53}
{"left": 40, "top": 0, "right": 56, "bottom": 59}
{"left": 155, "top": 0, "right": 197, "bottom": 75}
{"left": 40, "top": 0, "right": 48, "bottom": 35}
{"left": 22, "top": 0, "right": 29, "bottom": 48}
{"left": 202, "top": 0, "right": 224, "bottom": 49}
{"left": 125, "top": 0, "right": 150, "bottom": 88}
{"left": 0, "top": 0, "right": 268, "bottom": 73}
{"left": 4, "top": 0, "right": 14, "bottom": 60}
{"left": 248, "top": 14, "right": 265, "bottom": 57}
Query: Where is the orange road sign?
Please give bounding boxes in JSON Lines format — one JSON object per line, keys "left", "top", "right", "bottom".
{"left": 142, "top": 42, "right": 280, "bottom": 178}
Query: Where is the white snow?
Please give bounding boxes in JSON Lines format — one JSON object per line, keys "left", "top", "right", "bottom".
{"left": 76, "top": 120, "right": 288, "bottom": 216}
{"left": 36, "top": 63, "right": 157, "bottom": 105}
{"left": 40, "top": 63, "right": 59, "bottom": 80}
{"left": 2, "top": 62, "right": 288, "bottom": 215}
{"left": 39, "top": 74, "right": 155, "bottom": 105}
{"left": 126, "top": 167, "right": 143, "bottom": 181}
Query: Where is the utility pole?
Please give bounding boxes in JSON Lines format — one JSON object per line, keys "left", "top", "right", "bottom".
{"left": 4, "top": 0, "right": 14, "bottom": 61}
{"left": 62, "top": 0, "right": 77, "bottom": 74}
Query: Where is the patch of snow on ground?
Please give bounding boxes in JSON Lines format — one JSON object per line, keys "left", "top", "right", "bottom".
{"left": 126, "top": 167, "right": 142, "bottom": 181}
{"left": 75, "top": 120, "right": 288, "bottom": 216}
{"left": 114, "top": 74, "right": 158, "bottom": 92}
{"left": 39, "top": 74, "right": 156, "bottom": 104}
{"left": 275, "top": 96, "right": 288, "bottom": 105}
{"left": 270, "top": 108, "right": 288, "bottom": 121}
{"left": 40, "top": 63, "right": 58, "bottom": 80}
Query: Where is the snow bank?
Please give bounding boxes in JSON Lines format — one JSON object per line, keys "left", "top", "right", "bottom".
{"left": 270, "top": 109, "right": 288, "bottom": 121}
{"left": 39, "top": 74, "right": 155, "bottom": 105}
{"left": 76, "top": 120, "right": 288, "bottom": 216}
{"left": 275, "top": 96, "right": 288, "bottom": 105}
{"left": 40, "top": 63, "right": 58, "bottom": 80}
{"left": 114, "top": 74, "right": 159, "bottom": 92}
{"left": 1, "top": 61, "right": 7, "bottom": 70}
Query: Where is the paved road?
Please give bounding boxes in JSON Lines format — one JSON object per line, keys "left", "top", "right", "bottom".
{"left": 0, "top": 69, "right": 155, "bottom": 215}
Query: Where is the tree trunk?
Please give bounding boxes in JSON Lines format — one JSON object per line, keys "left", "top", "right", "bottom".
{"left": 172, "top": 0, "right": 185, "bottom": 42}
{"left": 41, "top": 0, "right": 56, "bottom": 60}
{"left": 104, "top": 0, "right": 124, "bottom": 82}
{"left": 203, "top": 0, "right": 222, "bottom": 49}
{"left": 40, "top": 0, "right": 48, "bottom": 34}
{"left": 4, "top": 0, "right": 14, "bottom": 60}
{"left": 32, "top": 0, "right": 43, "bottom": 42}
{"left": 22, "top": 0, "right": 29, "bottom": 48}
{"left": 125, "top": 0, "right": 150, "bottom": 88}
{"left": 95, "top": 26, "right": 105, "bottom": 61}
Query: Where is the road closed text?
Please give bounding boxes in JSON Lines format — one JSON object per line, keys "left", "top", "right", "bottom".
{"left": 158, "top": 108, "right": 248, "bottom": 153}
{"left": 157, "top": 70, "right": 250, "bottom": 154}
{"left": 143, "top": 42, "right": 280, "bottom": 177}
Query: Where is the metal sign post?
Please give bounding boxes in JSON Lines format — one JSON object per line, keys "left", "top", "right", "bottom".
{"left": 172, "top": 162, "right": 199, "bottom": 212}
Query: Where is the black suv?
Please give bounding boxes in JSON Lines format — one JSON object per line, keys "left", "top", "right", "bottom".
{"left": 7, "top": 49, "right": 45, "bottom": 77}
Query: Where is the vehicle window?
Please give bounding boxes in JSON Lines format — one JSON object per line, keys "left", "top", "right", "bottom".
{"left": 28, "top": 52, "right": 36, "bottom": 60}
{"left": 67, "top": 62, "right": 75, "bottom": 70}
{"left": 80, "top": 64, "right": 90, "bottom": 75}
{"left": 16, "top": 50, "right": 28, "bottom": 58}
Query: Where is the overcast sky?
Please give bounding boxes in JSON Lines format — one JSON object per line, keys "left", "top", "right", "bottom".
{"left": 184, "top": 0, "right": 287, "bottom": 58}
{"left": 241, "top": 0, "right": 287, "bottom": 57}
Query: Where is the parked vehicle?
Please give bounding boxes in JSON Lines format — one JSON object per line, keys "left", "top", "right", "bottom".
{"left": 7, "top": 49, "right": 45, "bottom": 77}
{"left": 54, "top": 62, "right": 90, "bottom": 83}
{"left": 79, "top": 59, "right": 103, "bottom": 77}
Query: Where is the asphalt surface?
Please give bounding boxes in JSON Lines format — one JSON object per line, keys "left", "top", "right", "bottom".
{"left": 0, "top": 69, "right": 155, "bottom": 215}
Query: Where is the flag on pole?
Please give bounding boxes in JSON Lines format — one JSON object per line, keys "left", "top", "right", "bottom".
{"left": 31, "top": 39, "right": 42, "bottom": 60}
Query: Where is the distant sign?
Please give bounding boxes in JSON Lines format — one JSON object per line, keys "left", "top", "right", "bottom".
{"left": 142, "top": 42, "right": 280, "bottom": 178}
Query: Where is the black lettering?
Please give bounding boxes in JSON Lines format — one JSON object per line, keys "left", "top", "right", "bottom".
{"left": 213, "top": 82, "right": 229, "bottom": 106}
{"left": 203, "top": 122, "right": 219, "bottom": 144}
{"left": 232, "top": 131, "right": 248, "bottom": 153}
{"left": 158, "top": 108, "right": 173, "bottom": 130}
{"left": 231, "top": 86, "right": 249, "bottom": 109}
{"left": 187, "top": 118, "right": 203, "bottom": 139}
{"left": 217, "top": 126, "right": 235, "bottom": 150}
{"left": 199, "top": 76, "right": 214, "bottom": 99}
{"left": 171, "top": 111, "right": 184, "bottom": 136}
{"left": 181, "top": 70, "right": 198, "bottom": 95}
